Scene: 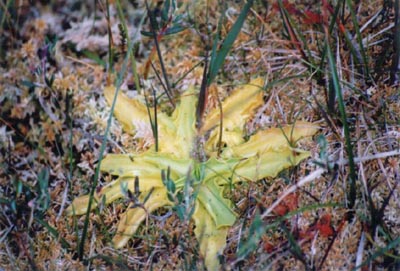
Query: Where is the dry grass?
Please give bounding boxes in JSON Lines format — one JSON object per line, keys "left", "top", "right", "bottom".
{"left": 1, "top": 0, "right": 399, "bottom": 270}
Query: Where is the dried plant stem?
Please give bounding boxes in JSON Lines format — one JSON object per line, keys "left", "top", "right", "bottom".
{"left": 391, "top": 0, "right": 400, "bottom": 85}
{"left": 261, "top": 168, "right": 325, "bottom": 219}
{"left": 144, "top": 0, "right": 175, "bottom": 107}
{"left": 261, "top": 149, "right": 400, "bottom": 220}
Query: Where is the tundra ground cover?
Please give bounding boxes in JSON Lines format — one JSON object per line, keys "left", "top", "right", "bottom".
{"left": 1, "top": 1, "right": 399, "bottom": 270}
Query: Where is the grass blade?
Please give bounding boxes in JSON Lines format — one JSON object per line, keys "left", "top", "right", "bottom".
{"left": 277, "top": 0, "right": 314, "bottom": 69}
{"left": 207, "top": 0, "right": 254, "bottom": 84}
{"left": 209, "top": 0, "right": 226, "bottom": 81}
{"left": 325, "top": 34, "right": 357, "bottom": 212}
{"left": 345, "top": 0, "right": 371, "bottom": 81}
{"left": 352, "top": 237, "right": 400, "bottom": 271}
{"left": 77, "top": 7, "right": 146, "bottom": 260}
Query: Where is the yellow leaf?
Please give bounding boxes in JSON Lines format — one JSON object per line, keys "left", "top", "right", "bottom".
{"left": 201, "top": 77, "right": 264, "bottom": 133}
{"left": 192, "top": 201, "right": 229, "bottom": 271}
{"left": 65, "top": 174, "right": 164, "bottom": 216}
{"left": 205, "top": 128, "right": 244, "bottom": 155}
{"left": 197, "top": 179, "right": 237, "bottom": 228}
{"left": 235, "top": 148, "right": 311, "bottom": 182}
{"left": 161, "top": 86, "right": 198, "bottom": 158}
{"left": 101, "top": 153, "right": 192, "bottom": 179}
{"left": 67, "top": 78, "right": 318, "bottom": 271}
{"left": 104, "top": 86, "right": 175, "bottom": 151}
{"left": 222, "top": 121, "right": 319, "bottom": 159}
{"left": 104, "top": 86, "right": 149, "bottom": 135}
{"left": 65, "top": 195, "right": 91, "bottom": 215}
{"left": 113, "top": 187, "right": 171, "bottom": 248}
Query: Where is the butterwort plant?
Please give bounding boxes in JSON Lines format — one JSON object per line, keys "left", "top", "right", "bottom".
{"left": 66, "top": 77, "right": 318, "bottom": 270}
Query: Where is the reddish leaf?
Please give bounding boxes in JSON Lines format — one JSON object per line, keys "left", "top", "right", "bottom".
{"left": 263, "top": 241, "right": 275, "bottom": 253}
{"left": 273, "top": 204, "right": 288, "bottom": 216}
{"left": 315, "top": 214, "right": 335, "bottom": 237}
{"left": 300, "top": 213, "right": 335, "bottom": 240}
{"left": 302, "top": 10, "right": 323, "bottom": 25}
{"left": 272, "top": 193, "right": 298, "bottom": 216}
{"left": 272, "top": 0, "right": 300, "bottom": 16}
{"left": 261, "top": 235, "right": 275, "bottom": 253}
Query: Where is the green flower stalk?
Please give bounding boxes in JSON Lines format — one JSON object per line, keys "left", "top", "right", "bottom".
{"left": 66, "top": 78, "right": 318, "bottom": 270}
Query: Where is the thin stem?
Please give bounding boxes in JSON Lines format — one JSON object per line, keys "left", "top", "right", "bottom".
{"left": 144, "top": 0, "right": 175, "bottom": 108}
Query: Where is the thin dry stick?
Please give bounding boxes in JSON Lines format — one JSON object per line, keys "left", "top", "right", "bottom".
{"left": 358, "top": 152, "right": 370, "bottom": 205}
{"left": 360, "top": 114, "right": 388, "bottom": 179}
{"left": 355, "top": 232, "right": 366, "bottom": 269}
{"left": 261, "top": 149, "right": 400, "bottom": 219}
{"left": 347, "top": 149, "right": 400, "bottom": 164}
{"left": 356, "top": 117, "right": 370, "bottom": 204}
{"left": 261, "top": 168, "right": 325, "bottom": 219}
{"left": 391, "top": 0, "right": 400, "bottom": 85}
{"left": 57, "top": 185, "right": 69, "bottom": 221}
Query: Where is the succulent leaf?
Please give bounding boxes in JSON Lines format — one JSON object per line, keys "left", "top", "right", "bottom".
{"left": 166, "top": 86, "right": 198, "bottom": 158}
{"left": 192, "top": 201, "right": 229, "bottom": 271}
{"left": 222, "top": 121, "right": 319, "bottom": 159}
{"left": 101, "top": 153, "right": 192, "bottom": 178}
{"left": 235, "top": 148, "right": 311, "bottom": 182}
{"left": 112, "top": 187, "right": 171, "bottom": 248}
{"left": 201, "top": 77, "right": 264, "bottom": 133}
{"left": 66, "top": 174, "right": 165, "bottom": 216}
{"left": 67, "top": 78, "right": 317, "bottom": 271}
{"left": 197, "top": 179, "right": 236, "bottom": 228}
